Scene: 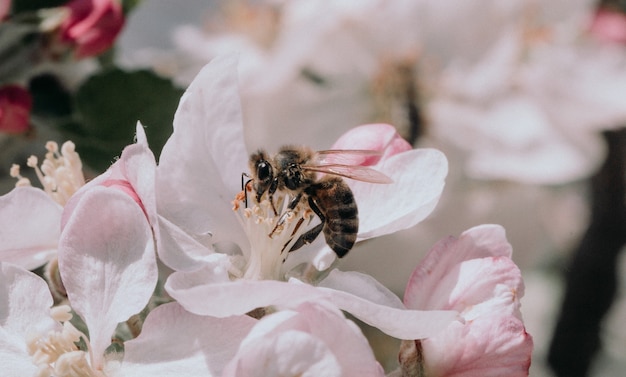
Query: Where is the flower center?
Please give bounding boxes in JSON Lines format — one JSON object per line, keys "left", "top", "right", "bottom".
{"left": 232, "top": 188, "right": 314, "bottom": 281}
{"left": 11, "top": 141, "right": 85, "bottom": 206}
{"left": 27, "top": 305, "right": 101, "bottom": 377}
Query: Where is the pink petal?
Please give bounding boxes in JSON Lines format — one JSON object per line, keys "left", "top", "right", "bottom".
{"left": 0, "top": 187, "right": 62, "bottom": 270}
{"left": 156, "top": 54, "right": 249, "bottom": 255}
{"left": 422, "top": 314, "right": 533, "bottom": 377}
{"left": 58, "top": 187, "right": 157, "bottom": 369}
{"left": 119, "top": 302, "right": 256, "bottom": 376}
{"left": 330, "top": 123, "right": 411, "bottom": 165}
{"left": 589, "top": 9, "right": 626, "bottom": 45}
{"left": 62, "top": 124, "right": 157, "bottom": 231}
{"left": 404, "top": 225, "right": 514, "bottom": 310}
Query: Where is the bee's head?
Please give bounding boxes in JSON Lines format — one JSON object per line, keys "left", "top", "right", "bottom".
{"left": 250, "top": 150, "right": 274, "bottom": 202}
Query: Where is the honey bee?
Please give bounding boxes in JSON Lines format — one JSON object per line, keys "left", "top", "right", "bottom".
{"left": 245, "top": 146, "right": 392, "bottom": 258}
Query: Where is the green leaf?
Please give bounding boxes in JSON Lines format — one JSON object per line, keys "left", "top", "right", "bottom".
{"left": 29, "top": 74, "right": 73, "bottom": 117}
{"left": 73, "top": 68, "right": 183, "bottom": 171}
{"left": 122, "top": 0, "right": 143, "bottom": 14}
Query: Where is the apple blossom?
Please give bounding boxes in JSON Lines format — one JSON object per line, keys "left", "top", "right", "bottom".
{"left": 157, "top": 54, "right": 456, "bottom": 339}
{"left": 60, "top": 0, "right": 125, "bottom": 58}
{"left": 399, "top": 225, "right": 533, "bottom": 377}
{"left": 0, "top": 84, "right": 32, "bottom": 134}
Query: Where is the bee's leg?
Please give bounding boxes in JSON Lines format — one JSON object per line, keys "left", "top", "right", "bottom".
{"left": 287, "top": 192, "right": 303, "bottom": 210}
{"left": 270, "top": 192, "right": 304, "bottom": 238}
{"left": 289, "top": 196, "right": 325, "bottom": 252}
{"left": 268, "top": 178, "right": 280, "bottom": 215}
{"left": 241, "top": 173, "right": 251, "bottom": 208}
{"left": 288, "top": 223, "right": 323, "bottom": 252}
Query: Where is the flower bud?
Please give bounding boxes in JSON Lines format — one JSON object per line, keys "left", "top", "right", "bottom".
{"left": 0, "top": 0, "right": 10, "bottom": 20}
{"left": 0, "top": 85, "right": 32, "bottom": 134}
{"left": 59, "top": 0, "right": 125, "bottom": 58}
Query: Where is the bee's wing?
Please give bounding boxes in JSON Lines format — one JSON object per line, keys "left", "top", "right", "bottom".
{"left": 303, "top": 164, "right": 393, "bottom": 184}
{"left": 315, "top": 149, "right": 383, "bottom": 166}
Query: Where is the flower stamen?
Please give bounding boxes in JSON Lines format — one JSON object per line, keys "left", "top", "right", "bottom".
{"left": 27, "top": 306, "right": 99, "bottom": 377}
{"left": 233, "top": 189, "right": 314, "bottom": 281}
{"left": 12, "top": 141, "right": 85, "bottom": 206}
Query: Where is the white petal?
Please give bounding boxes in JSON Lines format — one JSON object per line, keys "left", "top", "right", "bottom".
{"left": 223, "top": 331, "right": 342, "bottom": 377}
{"left": 156, "top": 54, "right": 249, "bottom": 252}
{"left": 0, "top": 262, "right": 58, "bottom": 376}
{"left": 0, "top": 262, "right": 57, "bottom": 336}
{"left": 58, "top": 187, "right": 157, "bottom": 369}
{"left": 354, "top": 149, "right": 448, "bottom": 239}
{"left": 0, "top": 187, "right": 62, "bottom": 269}
{"left": 116, "top": 302, "right": 255, "bottom": 377}
{"left": 223, "top": 302, "right": 384, "bottom": 377}
{"left": 156, "top": 215, "right": 215, "bottom": 271}
{"left": 317, "top": 284, "right": 457, "bottom": 340}
{"left": 166, "top": 268, "right": 456, "bottom": 340}
{"left": 318, "top": 269, "right": 404, "bottom": 309}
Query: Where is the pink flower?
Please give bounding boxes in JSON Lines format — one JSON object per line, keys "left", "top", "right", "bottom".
{"left": 0, "top": 85, "right": 32, "bottom": 134}
{"left": 589, "top": 9, "right": 626, "bottom": 45}
{"left": 400, "top": 225, "right": 533, "bottom": 377}
{"left": 0, "top": 0, "right": 10, "bottom": 20}
{"left": 60, "top": 0, "right": 124, "bottom": 58}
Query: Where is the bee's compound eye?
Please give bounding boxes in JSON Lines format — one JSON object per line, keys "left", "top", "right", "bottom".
{"left": 257, "top": 161, "right": 272, "bottom": 181}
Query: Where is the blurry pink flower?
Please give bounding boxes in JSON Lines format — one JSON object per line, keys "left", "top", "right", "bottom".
{"left": 589, "top": 9, "right": 626, "bottom": 45}
{"left": 0, "top": 85, "right": 32, "bottom": 134}
{"left": 0, "top": 0, "right": 10, "bottom": 20}
{"left": 400, "top": 225, "right": 533, "bottom": 377}
{"left": 60, "top": 0, "right": 124, "bottom": 58}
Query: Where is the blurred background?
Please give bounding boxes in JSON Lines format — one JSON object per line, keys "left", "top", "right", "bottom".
{"left": 1, "top": 1, "right": 625, "bottom": 376}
